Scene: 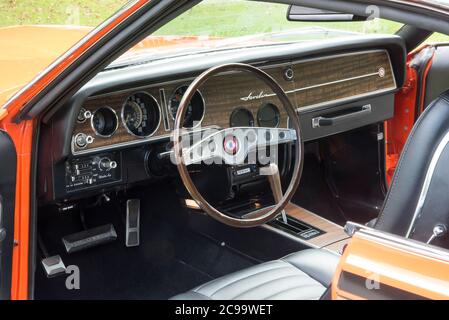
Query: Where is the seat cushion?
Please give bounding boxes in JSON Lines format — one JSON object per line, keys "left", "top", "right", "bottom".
{"left": 171, "top": 249, "right": 339, "bottom": 300}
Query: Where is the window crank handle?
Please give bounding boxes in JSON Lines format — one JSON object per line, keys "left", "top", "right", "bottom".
{"left": 427, "top": 223, "right": 447, "bottom": 244}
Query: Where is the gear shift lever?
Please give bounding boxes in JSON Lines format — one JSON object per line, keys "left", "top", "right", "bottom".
{"left": 260, "top": 163, "right": 288, "bottom": 224}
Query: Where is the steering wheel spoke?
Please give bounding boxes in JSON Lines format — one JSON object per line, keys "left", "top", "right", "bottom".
{"left": 182, "top": 127, "right": 297, "bottom": 166}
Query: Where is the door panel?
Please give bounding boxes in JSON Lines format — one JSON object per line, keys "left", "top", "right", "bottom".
{"left": 333, "top": 226, "right": 449, "bottom": 300}
{"left": 0, "top": 130, "right": 16, "bottom": 299}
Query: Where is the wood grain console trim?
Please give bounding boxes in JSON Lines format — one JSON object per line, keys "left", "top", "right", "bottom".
{"left": 284, "top": 202, "right": 349, "bottom": 249}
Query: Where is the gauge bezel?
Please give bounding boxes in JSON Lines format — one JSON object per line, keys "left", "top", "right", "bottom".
{"left": 121, "top": 91, "right": 162, "bottom": 139}
{"left": 257, "top": 103, "right": 281, "bottom": 128}
{"left": 229, "top": 107, "right": 255, "bottom": 128}
{"left": 168, "top": 85, "right": 206, "bottom": 129}
{"left": 90, "top": 106, "right": 119, "bottom": 138}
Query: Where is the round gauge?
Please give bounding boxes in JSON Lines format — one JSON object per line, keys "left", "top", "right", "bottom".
{"left": 230, "top": 107, "right": 254, "bottom": 127}
{"left": 91, "top": 107, "right": 118, "bottom": 137}
{"left": 257, "top": 103, "right": 280, "bottom": 128}
{"left": 169, "top": 85, "right": 205, "bottom": 128}
{"left": 122, "top": 92, "right": 161, "bottom": 138}
{"left": 123, "top": 101, "right": 143, "bottom": 131}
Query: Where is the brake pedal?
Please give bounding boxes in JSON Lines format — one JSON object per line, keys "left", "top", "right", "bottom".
{"left": 41, "top": 255, "right": 66, "bottom": 278}
{"left": 126, "top": 199, "right": 140, "bottom": 247}
{"left": 62, "top": 223, "right": 117, "bottom": 254}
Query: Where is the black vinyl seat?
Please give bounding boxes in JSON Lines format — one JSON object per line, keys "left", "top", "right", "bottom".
{"left": 172, "top": 91, "right": 449, "bottom": 300}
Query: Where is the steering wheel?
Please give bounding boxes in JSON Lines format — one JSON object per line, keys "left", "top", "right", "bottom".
{"left": 173, "top": 63, "right": 304, "bottom": 227}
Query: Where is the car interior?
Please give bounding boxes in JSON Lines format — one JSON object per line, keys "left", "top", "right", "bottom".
{"left": 28, "top": 1, "right": 449, "bottom": 300}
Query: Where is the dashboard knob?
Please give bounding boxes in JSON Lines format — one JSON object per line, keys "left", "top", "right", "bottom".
{"left": 98, "top": 158, "right": 117, "bottom": 171}
{"left": 74, "top": 133, "right": 88, "bottom": 148}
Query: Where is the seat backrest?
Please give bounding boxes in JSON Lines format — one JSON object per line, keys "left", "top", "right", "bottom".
{"left": 375, "top": 90, "right": 449, "bottom": 246}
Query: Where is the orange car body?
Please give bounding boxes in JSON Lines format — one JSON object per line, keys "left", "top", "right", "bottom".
{"left": 0, "top": 1, "right": 447, "bottom": 300}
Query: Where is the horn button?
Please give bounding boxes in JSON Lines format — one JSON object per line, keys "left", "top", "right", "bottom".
{"left": 223, "top": 135, "right": 239, "bottom": 155}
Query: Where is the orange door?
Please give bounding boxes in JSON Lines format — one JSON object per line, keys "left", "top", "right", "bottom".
{"left": 332, "top": 224, "right": 449, "bottom": 299}
{"left": 0, "top": 130, "right": 17, "bottom": 299}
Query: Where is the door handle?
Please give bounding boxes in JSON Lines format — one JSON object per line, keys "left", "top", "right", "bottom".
{"left": 312, "top": 104, "right": 372, "bottom": 128}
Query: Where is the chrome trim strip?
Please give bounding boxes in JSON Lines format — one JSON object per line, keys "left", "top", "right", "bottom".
{"left": 358, "top": 227, "right": 449, "bottom": 262}
{"left": 71, "top": 126, "right": 220, "bottom": 156}
{"left": 73, "top": 133, "right": 171, "bottom": 156}
{"left": 159, "top": 88, "right": 170, "bottom": 131}
{"left": 296, "top": 86, "right": 396, "bottom": 113}
{"left": 289, "top": 72, "right": 380, "bottom": 94}
{"left": 239, "top": 70, "right": 387, "bottom": 102}
{"left": 406, "top": 130, "right": 449, "bottom": 237}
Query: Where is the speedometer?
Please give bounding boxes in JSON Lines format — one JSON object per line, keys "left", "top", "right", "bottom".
{"left": 123, "top": 101, "right": 143, "bottom": 131}
{"left": 121, "top": 92, "right": 161, "bottom": 138}
{"left": 169, "top": 85, "right": 205, "bottom": 128}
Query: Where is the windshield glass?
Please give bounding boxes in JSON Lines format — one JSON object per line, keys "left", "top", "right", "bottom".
{"left": 111, "top": 0, "right": 406, "bottom": 67}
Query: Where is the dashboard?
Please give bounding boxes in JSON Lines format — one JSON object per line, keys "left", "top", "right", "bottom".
{"left": 70, "top": 49, "right": 396, "bottom": 155}
{"left": 38, "top": 35, "right": 406, "bottom": 203}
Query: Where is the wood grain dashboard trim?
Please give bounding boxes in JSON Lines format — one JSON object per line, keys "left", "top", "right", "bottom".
{"left": 71, "top": 49, "right": 397, "bottom": 155}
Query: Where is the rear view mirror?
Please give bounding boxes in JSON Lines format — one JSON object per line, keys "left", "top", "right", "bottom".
{"left": 287, "top": 5, "right": 368, "bottom": 22}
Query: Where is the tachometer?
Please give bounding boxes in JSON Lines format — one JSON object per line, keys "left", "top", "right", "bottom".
{"left": 122, "top": 92, "right": 161, "bottom": 138}
{"left": 169, "top": 85, "right": 205, "bottom": 128}
{"left": 257, "top": 103, "right": 280, "bottom": 128}
{"left": 230, "top": 107, "right": 254, "bottom": 127}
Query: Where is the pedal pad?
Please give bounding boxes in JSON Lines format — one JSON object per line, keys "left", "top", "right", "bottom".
{"left": 62, "top": 224, "right": 117, "bottom": 254}
{"left": 126, "top": 199, "right": 140, "bottom": 247}
{"left": 41, "top": 255, "right": 66, "bottom": 278}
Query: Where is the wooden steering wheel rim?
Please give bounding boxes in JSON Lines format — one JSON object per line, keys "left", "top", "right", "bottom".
{"left": 173, "top": 63, "right": 304, "bottom": 227}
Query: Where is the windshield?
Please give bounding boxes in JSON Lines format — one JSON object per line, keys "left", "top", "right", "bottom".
{"left": 111, "top": 0, "right": 407, "bottom": 67}
{"left": 113, "top": 0, "right": 449, "bottom": 68}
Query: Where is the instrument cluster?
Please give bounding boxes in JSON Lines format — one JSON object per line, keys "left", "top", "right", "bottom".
{"left": 73, "top": 88, "right": 205, "bottom": 150}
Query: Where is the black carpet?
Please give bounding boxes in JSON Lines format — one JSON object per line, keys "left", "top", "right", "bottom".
{"left": 293, "top": 154, "right": 347, "bottom": 226}
{"left": 34, "top": 186, "right": 255, "bottom": 300}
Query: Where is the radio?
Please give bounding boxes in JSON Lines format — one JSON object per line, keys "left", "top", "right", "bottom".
{"left": 65, "top": 152, "right": 121, "bottom": 192}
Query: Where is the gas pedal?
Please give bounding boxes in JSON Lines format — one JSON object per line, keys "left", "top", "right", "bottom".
{"left": 126, "top": 199, "right": 140, "bottom": 247}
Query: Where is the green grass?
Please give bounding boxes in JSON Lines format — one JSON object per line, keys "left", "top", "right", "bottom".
{"left": 1, "top": 0, "right": 448, "bottom": 43}
{"left": 0, "top": 0, "right": 127, "bottom": 27}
